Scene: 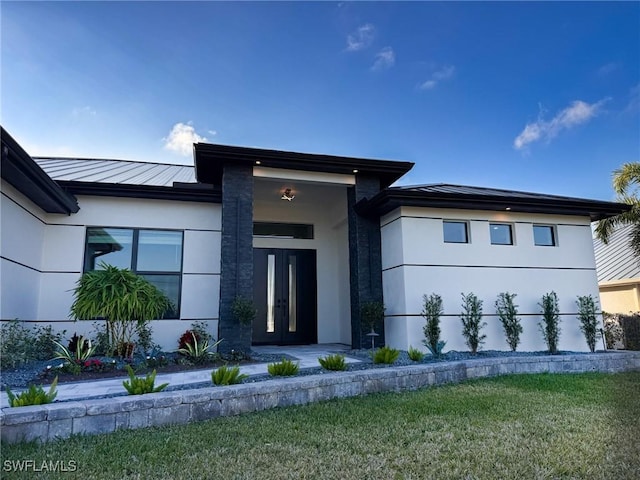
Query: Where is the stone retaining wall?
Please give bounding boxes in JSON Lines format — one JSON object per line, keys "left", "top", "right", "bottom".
{"left": 2, "top": 352, "right": 639, "bottom": 444}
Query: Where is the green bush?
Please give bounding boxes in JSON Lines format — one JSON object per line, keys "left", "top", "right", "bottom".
{"left": 407, "top": 346, "right": 424, "bottom": 362}
{"left": 0, "top": 320, "right": 66, "bottom": 368}
{"left": 267, "top": 358, "right": 299, "bottom": 376}
{"left": 460, "top": 292, "right": 487, "bottom": 354}
{"left": 6, "top": 377, "right": 58, "bottom": 407}
{"left": 122, "top": 365, "right": 169, "bottom": 395}
{"left": 576, "top": 295, "right": 599, "bottom": 352}
{"left": 495, "top": 292, "right": 523, "bottom": 352}
{"left": 372, "top": 346, "right": 400, "bottom": 364}
{"left": 361, "top": 301, "right": 385, "bottom": 333}
{"left": 211, "top": 365, "right": 248, "bottom": 385}
{"left": 539, "top": 292, "right": 561, "bottom": 354}
{"left": 231, "top": 297, "right": 257, "bottom": 326}
{"left": 318, "top": 354, "right": 347, "bottom": 371}
{"left": 422, "top": 294, "right": 446, "bottom": 356}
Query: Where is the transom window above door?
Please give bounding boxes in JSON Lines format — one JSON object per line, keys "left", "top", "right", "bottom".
{"left": 84, "top": 227, "right": 183, "bottom": 318}
{"left": 253, "top": 222, "right": 314, "bottom": 239}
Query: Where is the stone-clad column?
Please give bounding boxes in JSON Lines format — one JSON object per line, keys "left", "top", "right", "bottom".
{"left": 218, "top": 164, "right": 254, "bottom": 354}
{"left": 347, "top": 174, "right": 385, "bottom": 349}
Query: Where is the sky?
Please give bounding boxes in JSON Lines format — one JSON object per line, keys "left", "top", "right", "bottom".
{"left": 2, "top": 1, "right": 639, "bottom": 201}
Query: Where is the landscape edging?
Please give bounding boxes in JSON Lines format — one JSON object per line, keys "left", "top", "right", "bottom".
{"left": 2, "top": 351, "right": 639, "bottom": 444}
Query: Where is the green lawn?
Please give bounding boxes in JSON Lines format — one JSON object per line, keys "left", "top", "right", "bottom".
{"left": 2, "top": 372, "right": 639, "bottom": 479}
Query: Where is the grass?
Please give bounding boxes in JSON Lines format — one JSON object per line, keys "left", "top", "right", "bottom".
{"left": 2, "top": 372, "right": 639, "bottom": 479}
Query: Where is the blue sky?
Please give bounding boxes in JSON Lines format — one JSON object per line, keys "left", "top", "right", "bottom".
{"left": 2, "top": 1, "right": 638, "bottom": 201}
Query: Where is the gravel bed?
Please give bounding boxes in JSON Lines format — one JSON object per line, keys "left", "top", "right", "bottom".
{"left": 1, "top": 349, "right": 591, "bottom": 402}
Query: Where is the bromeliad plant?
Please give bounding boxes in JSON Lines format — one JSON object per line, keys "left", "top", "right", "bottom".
{"left": 267, "top": 358, "right": 299, "bottom": 376}
{"left": 539, "top": 292, "right": 561, "bottom": 354}
{"left": 211, "top": 365, "right": 248, "bottom": 386}
{"left": 122, "top": 365, "right": 168, "bottom": 395}
{"left": 407, "top": 346, "right": 425, "bottom": 362}
{"left": 372, "top": 346, "right": 400, "bottom": 364}
{"left": 6, "top": 377, "right": 58, "bottom": 407}
{"left": 318, "top": 354, "right": 347, "bottom": 371}
{"left": 70, "top": 263, "right": 173, "bottom": 358}
{"left": 495, "top": 292, "right": 523, "bottom": 352}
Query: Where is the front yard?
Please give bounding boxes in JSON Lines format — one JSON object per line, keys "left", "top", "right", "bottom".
{"left": 2, "top": 372, "right": 638, "bottom": 479}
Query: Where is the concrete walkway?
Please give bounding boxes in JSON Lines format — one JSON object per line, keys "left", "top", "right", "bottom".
{"left": 1, "top": 344, "right": 358, "bottom": 406}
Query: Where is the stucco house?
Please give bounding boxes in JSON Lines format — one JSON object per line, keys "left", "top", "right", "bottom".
{"left": 1, "top": 127, "right": 630, "bottom": 353}
{"left": 594, "top": 224, "right": 640, "bottom": 314}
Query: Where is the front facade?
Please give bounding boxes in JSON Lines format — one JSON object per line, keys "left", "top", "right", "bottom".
{"left": 1, "top": 127, "right": 629, "bottom": 353}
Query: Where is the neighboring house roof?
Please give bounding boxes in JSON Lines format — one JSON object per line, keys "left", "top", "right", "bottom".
{"left": 32, "top": 157, "right": 220, "bottom": 203}
{"left": 194, "top": 143, "right": 414, "bottom": 188}
{"left": 1, "top": 127, "right": 79, "bottom": 214}
{"left": 594, "top": 223, "right": 640, "bottom": 283}
{"left": 357, "top": 183, "right": 631, "bottom": 221}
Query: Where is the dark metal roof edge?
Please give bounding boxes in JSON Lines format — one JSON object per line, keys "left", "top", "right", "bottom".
{"left": 58, "top": 180, "right": 221, "bottom": 203}
{"left": 194, "top": 142, "right": 414, "bottom": 188}
{"left": 360, "top": 188, "right": 630, "bottom": 221}
{"left": 1, "top": 127, "right": 79, "bottom": 214}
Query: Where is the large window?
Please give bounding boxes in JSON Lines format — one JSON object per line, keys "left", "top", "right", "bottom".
{"left": 443, "top": 221, "right": 469, "bottom": 243}
{"left": 490, "top": 223, "right": 513, "bottom": 245}
{"left": 84, "top": 227, "right": 183, "bottom": 318}
{"left": 533, "top": 225, "right": 556, "bottom": 246}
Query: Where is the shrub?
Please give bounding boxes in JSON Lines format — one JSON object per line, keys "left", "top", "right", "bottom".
{"left": 267, "top": 358, "right": 299, "bottom": 376}
{"left": 460, "top": 292, "right": 487, "bottom": 354}
{"left": 177, "top": 332, "right": 222, "bottom": 364}
{"left": 372, "top": 346, "right": 400, "bottom": 364}
{"left": 6, "top": 377, "right": 58, "bottom": 407}
{"left": 211, "top": 365, "right": 248, "bottom": 385}
{"left": 422, "top": 293, "right": 446, "bottom": 356}
{"left": 54, "top": 335, "right": 96, "bottom": 363}
{"left": 576, "top": 295, "right": 599, "bottom": 353}
{"left": 407, "top": 346, "right": 424, "bottom": 362}
{"left": 495, "top": 292, "right": 523, "bottom": 352}
{"left": 231, "top": 297, "right": 257, "bottom": 326}
{"left": 539, "top": 292, "right": 561, "bottom": 354}
{"left": 136, "top": 322, "right": 159, "bottom": 356}
{"left": 70, "top": 263, "right": 173, "bottom": 357}
{"left": 122, "top": 365, "right": 168, "bottom": 395}
{"left": 0, "top": 320, "right": 66, "bottom": 368}
{"left": 318, "top": 354, "right": 347, "bottom": 371}
{"left": 90, "top": 321, "right": 111, "bottom": 356}
{"left": 361, "top": 301, "right": 385, "bottom": 333}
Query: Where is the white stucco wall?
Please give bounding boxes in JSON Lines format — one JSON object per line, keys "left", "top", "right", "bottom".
{"left": 253, "top": 179, "right": 351, "bottom": 345}
{"left": 382, "top": 206, "right": 602, "bottom": 353}
{"left": 1, "top": 185, "right": 222, "bottom": 351}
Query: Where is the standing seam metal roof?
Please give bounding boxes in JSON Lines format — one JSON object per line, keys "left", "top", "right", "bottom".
{"left": 594, "top": 224, "right": 640, "bottom": 282}
{"left": 33, "top": 158, "right": 196, "bottom": 187}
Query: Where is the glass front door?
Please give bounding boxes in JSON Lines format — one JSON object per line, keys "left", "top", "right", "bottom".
{"left": 252, "top": 248, "right": 317, "bottom": 345}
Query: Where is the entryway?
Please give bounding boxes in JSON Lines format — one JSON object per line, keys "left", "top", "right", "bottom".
{"left": 252, "top": 248, "right": 317, "bottom": 345}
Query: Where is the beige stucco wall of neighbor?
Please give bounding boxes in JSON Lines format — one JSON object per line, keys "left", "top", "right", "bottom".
{"left": 381, "top": 206, "right": 602, "bottom": 353}
{"left": 0, "top": 184, "right": 222, "bottom": 351}
{"left": 253, "top": 177, "right": 351, "bottom": 345}
{"left": 600, "top": 280, "right": 640, "bottom": 314}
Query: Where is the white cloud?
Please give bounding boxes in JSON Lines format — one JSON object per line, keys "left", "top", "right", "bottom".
{"left": 597, "top": 62, "right": 619, "bottom": 76}
{"left": 72, "top": 106, "right": 97, "bottom": 117}
{"left": 514, "top": 99, "right": 608, "bottom": 150}
{"left": 346, "top": 24, "right": 375, "bottom": 51}
{"left": 371, "top": 46, "right": 395, "bottom": 71}
{"left": 207, "top": 130, "right": 218, "bottom": 136}
{"left": 419, "top": 65, "right": 455, "bottom": 90}
{"left": 625, "top": 83, "right": 640, "bottom": 113}
{"left": 163, "top": 122, "right": 207, "bottom": 156}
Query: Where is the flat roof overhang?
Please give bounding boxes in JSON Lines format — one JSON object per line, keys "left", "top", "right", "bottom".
{"left": 194, "top": 143, "right": 414, "bottom": 189}
{"left": 357, "top": 189, "right": 632, "bottom": 222}
{"left": 57, "top": 180, "right": 221, "bottom": 203}
{"left": 1, "top": 127, "right": 79, "bottom": 214}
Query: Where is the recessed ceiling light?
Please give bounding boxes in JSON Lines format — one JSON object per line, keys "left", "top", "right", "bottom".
{"left": 505, "top": 207, "right": 511, "bottom": 211}
{"left": 353, "top": 169, "right": 358, "bottom": 173}
{"left": 255, "top": 161, "right": 261, "bottom": 165}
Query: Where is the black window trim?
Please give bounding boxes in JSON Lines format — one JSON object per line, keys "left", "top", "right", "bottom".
{"left": 83, "top": 226, "right": 184, "bottom": 319}
{"left": 533, "top": 224, "right": 557, "bottom": 247}
{"left": 442, "top": 220, "right": 470, "bottom": 244}
{"left": 489, "top": 222, "right": 514, "bottom": 246}
{"left": 253, "top": 222, "right": 314, "bottom": 239}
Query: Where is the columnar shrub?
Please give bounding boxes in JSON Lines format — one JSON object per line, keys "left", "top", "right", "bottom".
{"left": 422, "top": 294, "right": 446, "bottom": 356}
{"left": 576, "top": 295, "right": 599, "bottom": 353}
{"left": 495, "top": 292, "right": 523, "bottom": 352}
{"left": 460, "top": 292, "right": 486, "bottom": 354}
{"left": 539, "top": 292, "right": 561, "bottom": 354}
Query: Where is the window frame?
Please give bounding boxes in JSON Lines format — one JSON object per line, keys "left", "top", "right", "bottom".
{"left": 253, "top": 222, "right": 314, "bottom": 239}
{"left": 442, "top": 220, "right": 470, "bottom": 244}
{"left": 83, "top": 227, "right": 184, "bottom": 319}
{"left": 489, "top": 223, "right": 514, "bottom": 246}
{"left": 533, "top": 224, "right": 557, "bottom": 247}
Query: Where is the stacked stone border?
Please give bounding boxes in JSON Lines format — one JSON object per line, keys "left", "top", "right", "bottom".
{"left": 2, "top": 352, "right": 639, "bottom": 444}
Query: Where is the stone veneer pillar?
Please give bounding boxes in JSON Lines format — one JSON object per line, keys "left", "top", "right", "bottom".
{"left": 347, "top": 174, "right": 385, "bottom": 349}
{"left": 218, "top": 164, "right": 254, "bottom": 354}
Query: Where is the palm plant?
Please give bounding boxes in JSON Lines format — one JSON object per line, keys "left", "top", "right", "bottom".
{"left": 69, "top": 263, "right": 173, "bottom": 357}
{"left": 595, "top": 162, "right": 640, "bottom": 258}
